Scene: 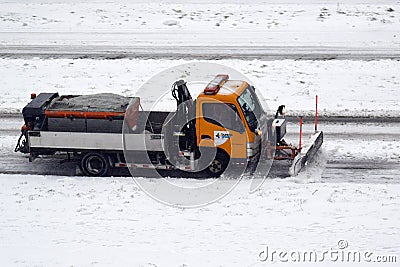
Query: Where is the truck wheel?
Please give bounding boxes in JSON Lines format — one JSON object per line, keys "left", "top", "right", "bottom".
{"left": 205, "top": 152, "right": 229, "bottom": 178}
{"left": 80, "top": 153, "right": 110, "bottom": 177}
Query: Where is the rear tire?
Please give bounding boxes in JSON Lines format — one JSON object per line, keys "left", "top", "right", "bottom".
{"left": 80, "top": 152, "right": 110, "bottom": 177}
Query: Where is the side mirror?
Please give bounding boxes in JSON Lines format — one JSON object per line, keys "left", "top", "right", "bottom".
{"left": 275, "top": 105, "right": 286, "bottom": 118}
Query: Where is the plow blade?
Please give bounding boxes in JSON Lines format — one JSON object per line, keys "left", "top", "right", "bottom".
{"left": 289, "top": 131, "right": 323, "bottom": 176}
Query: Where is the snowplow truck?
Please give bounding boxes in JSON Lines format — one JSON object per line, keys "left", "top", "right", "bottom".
{"left": 15, "top": 74, "right": 323, "bottom": 177}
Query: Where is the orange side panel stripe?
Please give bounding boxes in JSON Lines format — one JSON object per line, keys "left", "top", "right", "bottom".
{"left": 45, "top": 110, "right": 125, "bottom": 119}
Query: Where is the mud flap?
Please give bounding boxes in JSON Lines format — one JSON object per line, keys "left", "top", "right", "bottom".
{"left": 289, "top": 131, "right": 323, "bottom": 176}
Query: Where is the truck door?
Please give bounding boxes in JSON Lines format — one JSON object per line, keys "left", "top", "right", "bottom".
{"left": 198, "top": 102, "right": 247, "bottom": 159}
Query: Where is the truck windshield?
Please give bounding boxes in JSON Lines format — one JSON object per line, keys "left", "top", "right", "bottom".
{"left": 237, "top": 86, "right": 263, "bottom": 131}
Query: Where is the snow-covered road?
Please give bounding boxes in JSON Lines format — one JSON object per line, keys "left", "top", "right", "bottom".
{"left": 2, "top": 44, "right": 400, "bottom": 60}
{"left": 2, "top": 116, "right": 399, "bottom": 182}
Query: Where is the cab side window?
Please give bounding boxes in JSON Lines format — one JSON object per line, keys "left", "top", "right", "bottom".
{"left": 202, "top": 103, "right": 245, "bottom": 133}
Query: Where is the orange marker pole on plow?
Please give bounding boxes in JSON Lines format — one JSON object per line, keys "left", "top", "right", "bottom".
{"left": 299, "top": 116, "right": 303, "bottom": 151}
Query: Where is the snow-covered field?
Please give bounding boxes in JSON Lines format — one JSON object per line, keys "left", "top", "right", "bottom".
{"left": 1, "top": 58, "right": 399, "bottom": 117}
{"left": 0, "top": 0, "right": 399, "bottom": 47}
{"left": 0, "top": 174, "right": 399, "bottom": 266}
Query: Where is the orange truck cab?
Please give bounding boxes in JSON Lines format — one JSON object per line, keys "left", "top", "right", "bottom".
{"left": 195, "top": 75, "right": 266, "bottom": 170}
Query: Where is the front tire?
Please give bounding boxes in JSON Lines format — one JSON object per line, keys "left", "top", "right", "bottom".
{"left": 205, "top": 152, "right": 229, "bottom": 178}
{"left": 80, "top": 152, "right": 110, "bottom": 177}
